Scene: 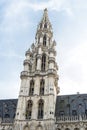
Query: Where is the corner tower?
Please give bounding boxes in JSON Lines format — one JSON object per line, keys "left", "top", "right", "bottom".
{"left": 14, "top": 9, "right": 59, "bottom": 130}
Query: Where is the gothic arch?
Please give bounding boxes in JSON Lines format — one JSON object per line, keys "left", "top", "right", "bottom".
{"left": 38, "top": 99, "right": 44, "bottom": 119}
{"left": 40, "top": 79, "right": 45, "bottom": 95}
{"left": 29, "top": 80, "right": 34, "bottom": 95}
{"left": 41, "top": 54, "right": 46, "bottom": 71}
{"left": 36, "top": 125, "right": 43, "bottom": 130}
{"left": 23, "top": 125, "right": 30, "bottom": 130}
{"left": 26, "top": 100, "right": 33, "bottom": 119}
{"left": 44, "top": 23, "right": 47, "bottom": 28}
{"left": 43, "top": 34, "right": 47, "bottom": 46}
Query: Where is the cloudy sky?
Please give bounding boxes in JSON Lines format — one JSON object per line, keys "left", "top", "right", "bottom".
{"left": 0, "top": 0, "right": 87, "bottom": 99}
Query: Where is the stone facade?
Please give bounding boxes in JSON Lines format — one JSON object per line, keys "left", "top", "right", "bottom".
{"left": 14, "top": 8, "right": 59, "bottom": 130}
{"left": 0, "top": 8, "right": 87, "bottom": 130}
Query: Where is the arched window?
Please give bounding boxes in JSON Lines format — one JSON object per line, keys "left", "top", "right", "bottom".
{"left": 29, "top": 64, "right": 32, "bottom": 72}
{"left": 24, "top": 126, "right": 29, "bottom": 130}
{"left": 26, "top": 100, "right": 33, "bottom": 119}
{"left": 44, "top": 23, "right": 47, "bottom": 28}
{"left": 41, "top": 54, "right": 46, "bottom": 71}
{"left": 43, "top": 35, "right": 46, "bottom": 46}
{"left": 29, "top": 80, "right": 34, "bottom": 95}
{"left": 38, "top": 99, "right": 44, "bottom": 119}
{"left": 40, "top": 79, "right": 45, "bottom": 95}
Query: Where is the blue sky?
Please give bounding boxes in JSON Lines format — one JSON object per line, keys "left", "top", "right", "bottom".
{"left": 0, "top": 0, "right": 87, "bottom": 99}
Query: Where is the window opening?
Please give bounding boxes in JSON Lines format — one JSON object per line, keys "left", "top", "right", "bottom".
{"left": 38, "top": 99, "right": 44, "bottom": 119}
{"left": 29, "top": 80, "right": 34, "bottom": 95}
{"left": 41, "top": 54, "right": 46, "bottom": 71}
{"left": 40, "top": 79, "right": 45, "bottom": 95}
{"left": 26, "top": 100, "right": 33, "bottom": 119}
{"left": 43, "top": 35, "right": 46, "bottom": 46}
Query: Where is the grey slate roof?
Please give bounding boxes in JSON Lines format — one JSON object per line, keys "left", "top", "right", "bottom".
{"left": 55, "top": 94, "right": 87, "bottom": 117}
{"left": 0, "top": 99, "right": 18, "bottom": 123}
{"left": 0, "top": 94, "right": 87, "bottom": 123}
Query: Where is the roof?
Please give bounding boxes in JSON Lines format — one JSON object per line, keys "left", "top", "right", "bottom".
{"left": 0, "top": 94, "right": 87, "bottom": 123}
{"left": 55, "top": 94, "right": 87, "bottom": 117}
{"left": 0, "top": 99, "right": 18, "bottom": 123}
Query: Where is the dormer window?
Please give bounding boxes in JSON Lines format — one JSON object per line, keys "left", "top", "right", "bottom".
{"left": 59, "top": 111, "right": 64, "bottom": 116}
{"left": 72, "top": 110, "right": 77, "bottom": 116}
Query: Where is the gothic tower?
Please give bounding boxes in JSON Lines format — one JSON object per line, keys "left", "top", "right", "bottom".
{"left": 14, "top": 8, "right": 59, "bottom": 130}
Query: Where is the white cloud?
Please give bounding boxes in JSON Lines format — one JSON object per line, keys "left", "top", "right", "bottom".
{"left": 59, "top": 42, "right": 87, "bottom": 95}
{"left": 0, "top": 0, "right": 32, "bottom": 34}
{"left": 25, "top": 0, "right": 73, "bottom": 16}
{"left": 0, "top": 0, "right": 87, "bottom": 98}
{"left": 0, "top": 50, "right": 23, "bottom": 59}
{"left": 2, "top": 0, "right": 73, "bottom": 18}
{"left": 0, "top": 80, "right": 20, "bottom": 99}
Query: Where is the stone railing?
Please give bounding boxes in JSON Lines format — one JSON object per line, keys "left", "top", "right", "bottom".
{"left": 20, "top": 69, "right": 57, "bottom": 78}
{"left": 56, "top": 115, "right": 87, "bottom": 123}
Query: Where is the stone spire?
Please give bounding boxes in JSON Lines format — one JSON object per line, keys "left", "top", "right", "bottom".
{"left": 36, "top": 8, "right": 52, "bottom": 32}
{"left": 36, "top": 8, "right": 53, "bottom": 47}
{"left": 41, "top": 8, "right": 50, "bottom": 23}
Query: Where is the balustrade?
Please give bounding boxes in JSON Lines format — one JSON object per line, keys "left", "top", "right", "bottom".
{"left": 56, "top": 115, "right": 87, "bottom": 123}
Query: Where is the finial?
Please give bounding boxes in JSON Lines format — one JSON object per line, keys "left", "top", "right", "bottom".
{"left": 44, "top": 8, "right": 48, "bottom": 15}
{"left": 43, "top": 8, "right": 48, "bottom": 21}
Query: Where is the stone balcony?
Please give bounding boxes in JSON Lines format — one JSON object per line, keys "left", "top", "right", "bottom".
{"left": 56, "top": 115, "right": 87, "bottom": 123}
{"left": 20, "top": 69, "right": 57, "bottom": 78}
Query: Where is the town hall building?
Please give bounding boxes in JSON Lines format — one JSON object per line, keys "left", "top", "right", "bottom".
{"left": 0, "top": 8, "right": 87, "bottom": 130}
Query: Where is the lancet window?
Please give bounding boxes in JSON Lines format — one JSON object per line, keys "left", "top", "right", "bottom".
{"left": 44, "top": 23, "right": 47, "bottom": 28}
{"left": 29, "top": 80, "right": 34, "bottom": 96}
{"left": 40, "top": 79, "right": 45, "bottom": 95}
{"left": 26, "top": 100, "right": 33, "bottom": 119}
{"left": 38, "top": 99, "right": 44, "bottom": 119}
{"left": 43, "top": 34, "right": 47, "bottom": 46}
{"left": 41, "top": 54, "right": 46, "bottom": 71}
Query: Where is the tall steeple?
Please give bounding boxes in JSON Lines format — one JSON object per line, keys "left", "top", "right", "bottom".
{"left": 37, "top": 8, "right": 52, "bottom": 32}
{"left": 14, "top": 9, "right": 59, "bottom": 130}
{"left": 36, "top": 8, "right": 53, "bottom": 48}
